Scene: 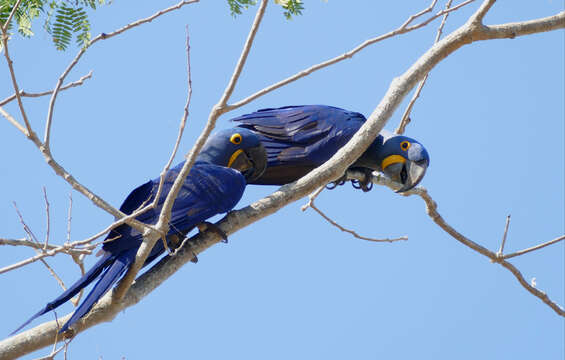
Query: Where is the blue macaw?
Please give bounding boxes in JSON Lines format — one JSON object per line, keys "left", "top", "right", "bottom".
{"left": 233, "top": 105, "right": 430, "bottom": 192}
{"left": 13, "top": 128, "right": 267, "bottom": 334}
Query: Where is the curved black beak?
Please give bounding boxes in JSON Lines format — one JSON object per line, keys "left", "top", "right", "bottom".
{"left": 382, "top": 159, "right": 428, "bottom": 193}
{"left": 228, "top": 144, "right": 267, "bottom": 182}
{"left": 395, "top": 159, "right": 428, "bottom": 193}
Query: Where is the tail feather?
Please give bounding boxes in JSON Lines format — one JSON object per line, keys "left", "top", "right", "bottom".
{"left": 59, "top": 248, "right": 136, "bottom": 332}
{"left": 11, "top": 253, "right": 114, "bottom": 335}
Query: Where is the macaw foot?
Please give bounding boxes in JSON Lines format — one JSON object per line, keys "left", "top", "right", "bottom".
{"left": 350, "top": 167, "right": 374, "bottom": 192}
{"left": 190, "top": 252, "right": 199, "bottom": 263}
{"left": 196, "top": 221, "right": 228, "bottom": 243}
{"left": 326, "top": 174, "right": 347, "bottom": 190}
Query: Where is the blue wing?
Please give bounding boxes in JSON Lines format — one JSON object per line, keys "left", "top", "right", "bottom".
{"left": 14, "top": 162, "right": 246, "bottom": 333}
{"left": 233, "top": 105, "right": 365, "bottom": 184}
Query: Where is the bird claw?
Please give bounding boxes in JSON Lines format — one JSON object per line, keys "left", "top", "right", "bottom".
{"left": 350, "top": 168, "right": 374, "bottom": 192}
{"left": 196, "top": 221, "right": 228, "bottom": 243}
{"left": 326, "top": 169, "right": 374, "bottom": 192}
{"left": 326, "top": 174, "right": 347, "bottom": 190}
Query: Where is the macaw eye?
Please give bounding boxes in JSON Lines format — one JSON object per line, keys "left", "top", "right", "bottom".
{"left": 400, "top": 141, "right": 411, "bottom": 151}
{"left": 230, "top": 133, "right": 242, "bottom": 145}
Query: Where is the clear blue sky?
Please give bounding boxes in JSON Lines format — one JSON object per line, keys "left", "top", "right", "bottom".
{"left": 1, "top": 1, "right": 563, "bottom": 359}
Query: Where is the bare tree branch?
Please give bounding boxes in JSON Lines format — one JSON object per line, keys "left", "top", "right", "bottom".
{"left": 112, "top": 0, "right": 269, "bottom": 303}
{"left": 301, "top": 186, "right": 408, "bottom": 243}
{"left": 497, "top": 215, "right": 511, "bottom": 256}
{"left": 0, "top": 26, "right": 33, "bottom": 136}
{"left": 42, "top": 0, "right": 200, "bottom": 147}
{"left": 1, "top": 0, "right": 202, "bottom": 239}
{"left": 414, "top": 185, "right": 565, "bottom": 317}
{"left": 396, "top": 0, "right": 454, "bottom": 134}
{"left": 0, "top": 105, "right": 26, "bottom": 134}
{"left": 43, "top": 187, "right": 50, "bottom": 250}
{"left": 0, "top": 72, "right": 93, "bottom": 107}
{"left": 0, "top": 238, "right": 90, "bottom": 256}
{"left": 226, "top": 0, "right": 476, "bottom": 111}
{"left": 503, "top": 235, "right": 565, "bottom": 260}
{"left": 338, "top": 169, "right": 565, "bottom": 317}
{"left": 1, "top": 2, "right": 563, "bottom": 358}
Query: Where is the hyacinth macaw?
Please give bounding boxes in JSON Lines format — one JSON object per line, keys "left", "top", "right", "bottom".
{"left": 13, "top": 128, "right": 267, "bottom": 334}
{"left": 233, "top": 105, "right": 429, "bottom": 192}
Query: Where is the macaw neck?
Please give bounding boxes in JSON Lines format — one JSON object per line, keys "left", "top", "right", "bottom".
{"left": 352, "top": 134, "right": 385, "bottom": 171}
{"left": 197, "top": 146, "right": 228, "bottom": 167}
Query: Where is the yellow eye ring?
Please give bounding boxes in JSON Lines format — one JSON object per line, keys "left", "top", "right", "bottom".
{"left": 230, "top": 133, "right": 242, "bottom": 145}
{"left": 400, "top": 141, "right": 411, "bottom": 151}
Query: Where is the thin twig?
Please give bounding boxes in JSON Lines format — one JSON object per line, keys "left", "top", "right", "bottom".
{"left": 399, "top": 0, "right": 439, "bottom": 28}
{"left": 1, "top": 24, "right": 33, "bottom": 136}
{"left": 37, "top": 258, "right": 67, "bottom": 292}
{"left": 151, "top": 25, "right": 194, "bottom": 216}
{"left": 396, "top": 0, "right": 454, "bottom": 134}
{"left": 0, "top": 1, "right": 202, "bottom": 238}
{"left": 12, "top": 202, "right": 39, "bottom": 245}
{"left": 227, "top": 0, "right": 476, "bottom": 111}
{"left": 302, "top": 186, "right": 407, "bottom": 243}
{"left": 43, "top": 0, "right": 200, "bottom": 147}
{"left": 2, "top": 4, "right": 564, "bottom": 357}
{"left": 0, "top": 238, "right": 90, "bottom": 255}
{"left": 43, "top": 187, "right": 50, "bottom": 250}
{"left": 0, "top": 71, "right": 93, "bottom": 107}
{"left": 1, "top": 0, "right": 25, "bottom": 33}
{"left": 0, "top": 210, "right": 95, "bottom": 275}
{"left": 503, "top": 235, "right": 565, "bottom": 260}
{"left": 345, "top": 169, "right": 564, "bottom": 317}
{"left": 113, "top": 0, "right": 269, "bottom": 302}
{"left": 497, "top": 215, "right": 511, "bottom": 256}
{"left": 67, "top": 191, "right": 73, "bottom": 243}
{"left": 70, "top": 253, "right": 86, "bottom": 307}
{"left": 301, "top": 186, "right": 407, "bottom": 242}
{"left": 300, "top": 186, "right": 326, "bottom": 211}
{"left": 0, "top": 105, "right": 27, "bottom": 134}
{"left": 11, "top": 201, "right": 69, "bottom": 291}
{"left": 0, "top": 247, "right": 85, "bottom": 275}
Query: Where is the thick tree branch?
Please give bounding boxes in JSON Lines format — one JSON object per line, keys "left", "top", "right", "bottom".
{"left": 1, "top": 3, "right": 563, "bottom": 358}
{"left": 113, "top": 0, "right": 268, "bottom": 302}
{"left": 1, "top": 1, "right": 202, "bottom": 246}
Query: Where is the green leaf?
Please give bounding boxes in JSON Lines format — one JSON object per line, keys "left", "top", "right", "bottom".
{"left": 227, "top": 0, "right": 256, "bottom": 17}
{"left": 280, "top": 0, "right": 303, "bottom": 19}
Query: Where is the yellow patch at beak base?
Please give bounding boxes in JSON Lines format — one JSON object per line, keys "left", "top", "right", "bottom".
{"left": 381, "top": 154, "right": 406, "bottom": 170}
{"left": 227, "top": 149, "right": 245, "bottom": 168}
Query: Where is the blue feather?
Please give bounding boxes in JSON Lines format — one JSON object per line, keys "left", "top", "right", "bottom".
{"left": 233, "top": 105, "right": 429, "bottom": 188}
{"left": 13, "top": 129, "right": 262, "bottom": 334}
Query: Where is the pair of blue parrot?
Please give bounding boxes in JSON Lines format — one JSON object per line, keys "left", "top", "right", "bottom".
{"left": 13, "top": 105, "right": 429, "bottom": 334}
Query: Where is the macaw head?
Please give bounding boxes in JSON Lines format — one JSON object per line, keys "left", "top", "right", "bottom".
{"left": 357, "top": 132, "right": 430, "bottom": 192}
{"left": 199, "top": 128, "right": 268, "bottom": 182}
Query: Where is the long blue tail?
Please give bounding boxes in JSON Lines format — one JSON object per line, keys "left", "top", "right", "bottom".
{"left": 11, "top": 248, "right": 139, "bottom": 335}
{"left": 11, "top": 253, "right": 114, "bottom": 335}
{"left": 58, "top": 248, "right": 136, "bottom": 332}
